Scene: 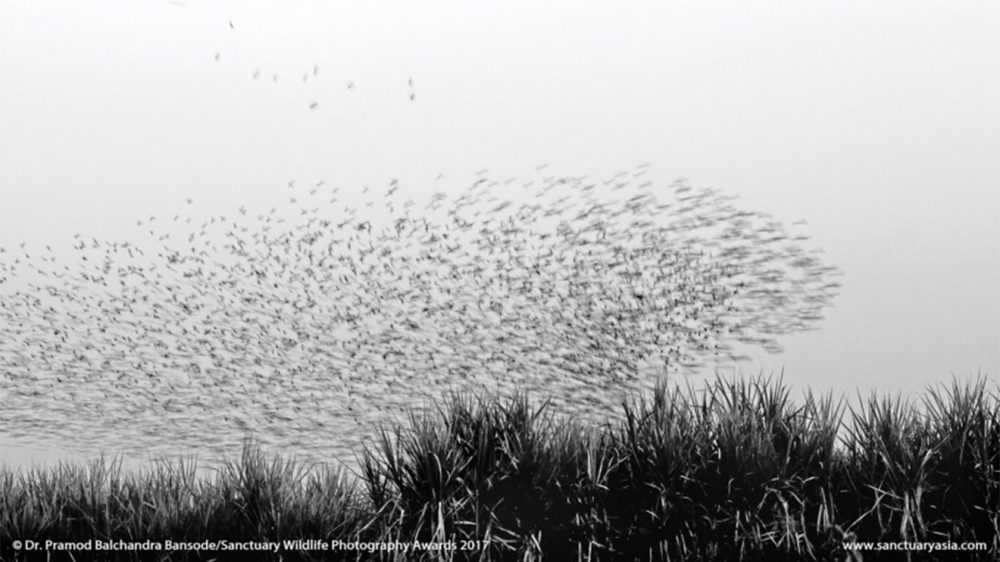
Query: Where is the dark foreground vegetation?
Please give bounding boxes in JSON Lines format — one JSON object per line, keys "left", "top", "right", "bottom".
{"left": 2, "top": 374, "right": 997, "bottom": 561}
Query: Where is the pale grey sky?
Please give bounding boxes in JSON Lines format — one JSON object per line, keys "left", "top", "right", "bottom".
{"left": 1, "top": 0, "right": 997, "bottom": 407}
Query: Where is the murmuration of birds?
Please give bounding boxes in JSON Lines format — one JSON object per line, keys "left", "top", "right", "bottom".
{"left": 0, "top": 167, "right": 841, "bottom": 467}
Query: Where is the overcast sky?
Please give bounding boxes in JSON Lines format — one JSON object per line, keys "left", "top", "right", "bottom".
{"left": 1, "top": 0, "right": 997, "bottom": 405}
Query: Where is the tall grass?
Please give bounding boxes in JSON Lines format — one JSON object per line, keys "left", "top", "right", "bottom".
{"left": 0, "top": 445, "right": 366, "bottom": 561}
{"left": 1, "top": 373, "right": 997, "bottom": 561}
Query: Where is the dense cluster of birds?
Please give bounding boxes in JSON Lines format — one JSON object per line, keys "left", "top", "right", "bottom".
{"left": 0, "top": 168, "right": 840, "bottom": 468}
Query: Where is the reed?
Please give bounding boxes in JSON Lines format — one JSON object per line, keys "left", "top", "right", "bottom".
{"left": 0, "top": 444, "right": 367, "bottom": 561}
{"left": 1, "top": 373, "right": 997, "bottom": 561}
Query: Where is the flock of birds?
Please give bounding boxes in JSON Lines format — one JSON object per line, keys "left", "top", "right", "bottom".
{"left": 0, "top": 168, "right": 840, "bottom": 468}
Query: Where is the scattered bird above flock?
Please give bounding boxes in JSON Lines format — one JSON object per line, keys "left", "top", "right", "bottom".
{"left": 212, "top": 17, "right": 415, "bottom": 111}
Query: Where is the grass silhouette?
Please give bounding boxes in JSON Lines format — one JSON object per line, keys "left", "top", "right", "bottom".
{"left": 1, "top": 372, "right": 996, "bottom": 561}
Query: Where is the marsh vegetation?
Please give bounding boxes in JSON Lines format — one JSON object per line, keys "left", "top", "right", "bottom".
{"left": 2, "top": 373, "right": 997, "bottom": 561}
